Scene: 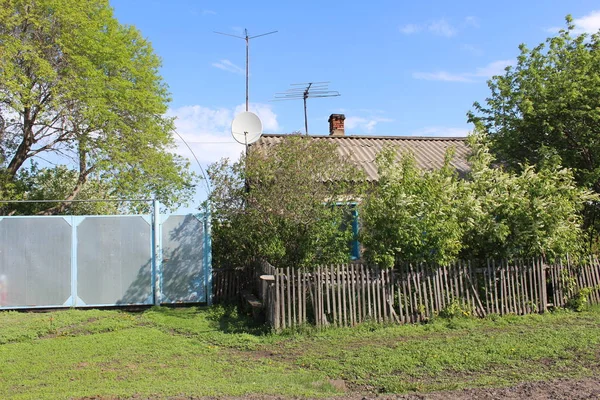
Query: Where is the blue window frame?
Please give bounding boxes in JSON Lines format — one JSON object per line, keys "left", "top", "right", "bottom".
{"left": 350, "top": 207, "right": 360, "bottom": 260}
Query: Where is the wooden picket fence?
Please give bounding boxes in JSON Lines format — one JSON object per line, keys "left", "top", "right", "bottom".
{"left": 212, "top": 265, "right": 256, "bottom": 303}
{"left": 261, "top": 256, "right": 600, "bottom": 330}
{"left": 213, "top": 259, "right": 277, "bottom": 304}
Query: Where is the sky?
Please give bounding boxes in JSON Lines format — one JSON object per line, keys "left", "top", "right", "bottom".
{"left": 108, "top": 0, "right": 600, "bottom": 210}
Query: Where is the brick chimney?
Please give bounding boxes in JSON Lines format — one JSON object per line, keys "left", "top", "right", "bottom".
{"left": 328, "top": 114, "right": 345, "bottom": 136}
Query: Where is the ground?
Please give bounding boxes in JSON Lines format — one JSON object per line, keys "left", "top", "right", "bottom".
{"left": 1, "top": 305, "right": 600, "bottom": 399}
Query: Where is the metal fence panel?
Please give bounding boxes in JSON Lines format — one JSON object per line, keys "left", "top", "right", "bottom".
{"left": 0, "top": 217, "right": 71, "bottom": 308}
{"left": 0, "top": 210, "right": 211, "bottom": 310}
{"left": 161, "top": 215, "right": 205, "bottom": 303}
{"left": 77, "top": 216, "right": 152, "bottom": 306}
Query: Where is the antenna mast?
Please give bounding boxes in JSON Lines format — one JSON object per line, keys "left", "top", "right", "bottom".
{"left": 273, "top": 82, "right": 340, "bottom": 135}
{"left": 214, "top": 29, "right": 278, "bottom": 112}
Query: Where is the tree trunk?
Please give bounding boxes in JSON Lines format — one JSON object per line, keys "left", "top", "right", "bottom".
{"left": 6, "top": 108, "right": 34, "bottom": 177}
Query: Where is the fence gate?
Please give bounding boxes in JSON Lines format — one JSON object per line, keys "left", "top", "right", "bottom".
{"left": 0, "top": 208, "right": 211, "bottom": 310}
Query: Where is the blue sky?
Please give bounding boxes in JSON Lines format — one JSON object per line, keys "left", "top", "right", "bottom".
{"left": 109, "top": 0, "right": 600, "bottom": 208}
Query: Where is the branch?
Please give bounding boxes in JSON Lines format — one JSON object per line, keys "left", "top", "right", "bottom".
{"left": 36, "top": 166, "right": 95, "bottom": 215}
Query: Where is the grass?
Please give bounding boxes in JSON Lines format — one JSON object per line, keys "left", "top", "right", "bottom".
{"left": 1, "top": 305, "right": 600, "bottom": 399}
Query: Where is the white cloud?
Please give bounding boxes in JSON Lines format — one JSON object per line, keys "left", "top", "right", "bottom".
{"left": 202, "top": 9, "right": 216, "bottom": 15}
{"left": 573, "top": 10, "right": 600, "bottom": 34}
{"left": 428, "top": 19, "right": 457, "bottom": 37}
{"left": 413, "top": 59, "right": 514, "bottom": 83}
{"left": 461, "top": 43, "right": 483, "bottom": 56}
{"left": 167, "top": 103, "right": 279, "bottom": 166}
{"left": 412, "top": 71, "right": 474, "bottom": 82}
{"left": 400, "top": 24, "right": 421, "bottom": 34}
{"left": 411, "top": 126, "right": 471, "bottom": 137}
{"left": 472, "top": 59, "right": 513, "bottom": 77}
{"left": 464, "top": 16, "right": 480, "bottom": 28}
{"left": 234, "top": 103, "right": 279, "bottom": 132}
{"left": 546, "top": 10, "right": 600, "bottom": 34}
{"left": 400, "top": 17, "right": 477, "bottom": 37}
{"left": 211, "top": 59, "right": 245, "bottom": 75}
{"left": 345, "top": 116, "right": 393, "bottom": 134}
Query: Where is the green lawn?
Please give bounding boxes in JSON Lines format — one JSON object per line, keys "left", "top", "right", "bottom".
{"left": 1, "top": 305, "right": 600, "bottom": 399}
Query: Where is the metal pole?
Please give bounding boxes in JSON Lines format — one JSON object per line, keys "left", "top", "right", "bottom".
{"left": 204, "top": 207, "right": 213, "bottom": 306}
{"left": 214, "top": 29, "right": 277, "bottom": 113}
{"left": 245, "top": 30, "right": 249, "bottom": 112}
{"left": 153, "top": 199, "right": 162, "bottom": 305}
{"left": 304, "top": 82, "right": 311, "bottom": 135}
{"left": 303, "top": 95, "right": 308, "bottom": 135}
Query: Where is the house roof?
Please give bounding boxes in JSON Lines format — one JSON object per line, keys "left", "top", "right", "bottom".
{"left": 250, "top": 134, "right": 471, "bottom": 181}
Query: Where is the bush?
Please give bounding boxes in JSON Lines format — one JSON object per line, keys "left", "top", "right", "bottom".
{"left": 360, "top": 131, "right": 596, "bottom": 266}
{"left": 208, "top": 135, "right": 364, "bottom": 270}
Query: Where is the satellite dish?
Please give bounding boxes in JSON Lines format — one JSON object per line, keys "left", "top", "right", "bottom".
{"left": 231, "top": 112, "right": 263, "bottom": 145}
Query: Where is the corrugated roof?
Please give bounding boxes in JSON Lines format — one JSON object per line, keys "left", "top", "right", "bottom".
{"left": 250, "top": 134, "right": 471, "bottom": 181}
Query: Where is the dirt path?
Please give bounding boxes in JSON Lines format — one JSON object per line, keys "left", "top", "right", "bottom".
{"left": 78, "top": 377, "right": 600, "bottom": 399}
{"left": 387, "top": 377, "right": 600, "bottom": 400}
{"left": 196, "top": 376, "right": 600, "bottom": 400}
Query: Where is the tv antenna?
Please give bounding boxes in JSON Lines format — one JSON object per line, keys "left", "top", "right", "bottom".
{"left": 231, "top": 111, "right": 263, "bottom": 154}
{"left": 273, "top": 82, "right": 340, "bottom": 135}
{"left": 214, "top": 28, "right": 278, "bottom": 112}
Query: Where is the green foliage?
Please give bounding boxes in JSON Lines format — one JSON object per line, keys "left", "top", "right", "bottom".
{"left": 360, "top": 132, "right": 595, "bottom": 265}
{"left": 0, "top": 0, "right": 196, "bottom": 214}
{"left": 5, "top": 164, "right": 120, "bottom": 214}
{"left": 360, "top": 147, "right": 464, "bottom": 267}
{"left": 438, "top": 298, "right": 473, "bottom": 319}
{"left": 461, "top": 131, "right": 595, "bottom": 260}
{"left": 469, "top": 16, "right": 600, "bottom": 192}
{"left": 566, "top": 287, "right": 596, "bottom": 312}
{"left": 208, "top": 135, "right": 364, "bottom": 269}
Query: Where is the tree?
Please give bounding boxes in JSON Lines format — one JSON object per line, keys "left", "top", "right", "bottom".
{"left": 359, "top": 147, "right": 464, "bottom": 268}
{"left": 469, "top": 16, "right": 600, "bottom": 193}
{"left": 460, "top": 133, "right": 594, "bottom": 261}
{"left": 208, "top": 135, "right": 364, "bottom": 270}
{"left": 0, "top": 0, "right": 195, "bottom": 214}
{"left": 359, "top": 133, "right": 595, "bottom": 267}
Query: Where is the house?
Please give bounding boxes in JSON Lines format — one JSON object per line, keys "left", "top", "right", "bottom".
{"left": 251, "top": 114, "right": 471, "bottom": 182}
{"left": 250, "top": 114, "right": 472, "bottom": 260}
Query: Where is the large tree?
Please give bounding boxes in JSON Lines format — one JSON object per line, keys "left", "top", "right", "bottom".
{"left": 0, "top": 0, "right": 195, "bottom": 214}
{"left": 469, "top": 16, "right": 600, "bottom": 192}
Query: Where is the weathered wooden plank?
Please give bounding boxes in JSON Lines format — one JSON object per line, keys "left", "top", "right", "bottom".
{"left": 510, "top": 262, "right": 519, "bottom": 314}
{"left": 540, "top": 258, "right": 548, "bottom": 313}
{"left": 452, "top": 262, "right": 459, "bottom": 301}
{"left": 340, "top": 264, "right": 346, "bottom": 326}
{"left": 418, "top": 264, "right": 428, "bottom": 320}
{"left": 375, "top": 267, "right": 382, "bottom": 323}
{"left": 492, "top": 259, "right": 499, "bottom": 315}
{"left": 484, "top": 260, "right": 491, "bottom": 314}
{"left": 436, "top": 264, "right": 444, "bottom": 312}
{"left": 366, "top": 265, "right": 372, "bottom": 320}
{"left": 405, "top": 265, "right": 414, "bottom": 323}
{"left": 457, "top": 261, "right": 465, "bottom": 311}
{"left": 360, "top": 264, "right": 366, "bottom": 323}
{"left": 591, "top": 257, "right": 600, "bottom": 305}
{"left": 440, "top": 265, "right": 452, "bottom": 305}
{"left": 274, "top": 270, "right": 280, "bottom": 330}
{"left": 518, "top": 259, "right": 528, "bottom": 314}
{"left": 500, "top": 260, "right": 508, "bottom": 315}
{"left": 351, "top": 264, "right": 357, "bottom": 326}
{"left": 424, "top": 265, "right": 433, "bottom": 319}
{"left": 465, "top": 266, "right": 486, "bottom": 318}
{"left": 286, "top": 267, "right": 291, "bottom": 328}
